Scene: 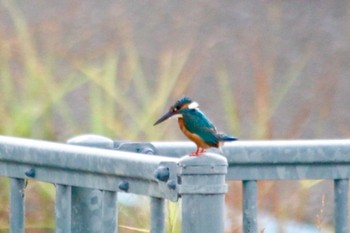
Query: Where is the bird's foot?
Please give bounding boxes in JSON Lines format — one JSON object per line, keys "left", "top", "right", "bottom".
{"left": 190, "top": 148, "right": 206, "bottom": 156}
{"left": 190, "top": 151, "right": 199, "bottom": 156}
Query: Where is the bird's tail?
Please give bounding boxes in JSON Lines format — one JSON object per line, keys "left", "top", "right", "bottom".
{"left": 217, "top": 133, "right": 237, "bottom": 141}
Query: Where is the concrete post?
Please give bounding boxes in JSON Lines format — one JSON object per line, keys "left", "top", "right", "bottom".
{"left": 178, "top": 153, "right": 228, "bottom": 233}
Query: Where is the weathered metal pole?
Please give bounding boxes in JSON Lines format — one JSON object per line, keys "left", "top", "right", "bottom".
{"left": 56, "top": 184, "right": 72, "bottom": 233}
{"left": 10, "top": 178, "right": 25, "bottom": 233}
{"left": 334, "top": 179, "right": 349, "bottom": 233}
{"left": 150, "top": 197, "right": 165, "bottom": 233}
{"left": 178, "top": 153, "right": 228, "bottom": 233}
{"left": 242, "top": 180, "right": 257, "bottom": 233}
{"left": 67, "top": 135, "right": 117, "bottom": 233}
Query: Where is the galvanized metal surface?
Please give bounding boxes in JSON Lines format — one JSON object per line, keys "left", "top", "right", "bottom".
{"left": 71, "top": 187, "right": 103, "bottom": 233}
{"left": 226, "top": 140, "right": 350, "bottom": 180}
{"left": 179, "top": 153, "right": 228, "bottom": 233}
{"left": 334, "top": 179, "right": 349, "bottom": 233}
{"left": 152, "top": 140, "right": 350, "bottom": 180}
{"left": 114, "top": 140, "right": 169, "bottom": 233}
{"left": 242, "top": 180, "right": 257, "bottom": 233}
{"left": 150, "top": 197, "right": 165, "bottom": 233}
{"left": 152, "top": 140, "right": 350, "bottom": 233}
{"left": 56, "top": 184, "right": 72, "bottom": 233}
{"left": 10, "top": 178, "right": 25, "bottom": 233}
{"left": 0, "top": 135, "right": 178, "bottom": 200}
{"left": 102, "top": 191, "right": 118, "bottom": 233}
{"left": 67, "top": 134, "right": 114, "bottom": 149}
{"left": 114, "top": 141, "right": 157, "bottom": 155}
{"left": 68, "top": 135, "right": 116, "bottom": 233}
{"left": 151, "top": 142, "right": 196, "bottom": 157}
{"left": 2, "top": 136, "right": 350, "bottom": 233}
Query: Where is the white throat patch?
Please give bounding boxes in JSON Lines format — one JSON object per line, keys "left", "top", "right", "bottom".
{"left": 188, "top": 101, "right": 199, "bottom": 109}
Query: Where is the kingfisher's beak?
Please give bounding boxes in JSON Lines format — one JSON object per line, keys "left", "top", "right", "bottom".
{"left": 154, "top": 111, "right": 176, "bottom": 126}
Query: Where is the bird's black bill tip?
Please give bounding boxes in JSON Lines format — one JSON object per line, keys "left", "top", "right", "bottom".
{"left": 153, "top": 120, "right": 163, "bottom": 126}
{"left": 153, "top": 111, "right": 175, "bottom": 126}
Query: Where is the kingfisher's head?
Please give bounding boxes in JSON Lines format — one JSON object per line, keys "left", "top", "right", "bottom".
{"left": 153, "top": 97, "right": 199, "bottom": 126}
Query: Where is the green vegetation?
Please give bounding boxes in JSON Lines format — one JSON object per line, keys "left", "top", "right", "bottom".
{"left": 0, "top": 1, "right": 189, "bottom": 232}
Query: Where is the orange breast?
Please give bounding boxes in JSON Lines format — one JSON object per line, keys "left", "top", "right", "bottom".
{"left": 177, "top": 118, "right": 210, "bottom": 148}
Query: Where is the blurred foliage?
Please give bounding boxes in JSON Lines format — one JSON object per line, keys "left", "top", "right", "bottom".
{"left": 0, "top": 0, "right": 347, "bottom": 232}
{"left": 0, "top": 1, "right": 190, "bottom": 232}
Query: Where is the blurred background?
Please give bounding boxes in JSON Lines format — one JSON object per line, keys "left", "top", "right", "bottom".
{"left": 0, "top": 0, "right": 349, "bottom": 232}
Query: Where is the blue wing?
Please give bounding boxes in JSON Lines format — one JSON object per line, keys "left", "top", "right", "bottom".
{"left": 182, "top": 109, "right": 220, "bottom": 146}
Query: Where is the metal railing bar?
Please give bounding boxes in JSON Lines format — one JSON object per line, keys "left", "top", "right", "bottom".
{"left": 10, "top": 178, "right": 25, "bottom": 233}
{"left": 225, "top": 140, "right": 350, "bottom": 165}
{"left": 102, "top": 191, "right": 118, "bottom": 233}
{"left": 2, "top": 136, "right": 350, "bottom": 233}
{"left": 0, "top": 162, "right": 174, "bottom": 199}
{"left": 152, "top": 140, "right": 350, "bottom": 163}
{"left": 55, "top": 184, "right": 71, "bottom": 233}
{"left": 150, "top": 197, "right": 165, "bottom": 233}
{"left": 153, "top": 140, "right": 350, "bottom": 180}
{"left": 0, "top": 136, "right": 179, "bottom": 200}
{"left": 227, "top": 164, "right": 350, "bottom": 180}
{"left": 152, "top": 142, "right": 195, "bottom": 157}
{"left": 334, "top": 179, "right": 349, "bottom": 233}
{"left": 242, "top": 180, "right": 258, "bottom": 233}
{"left": 0, "top": 136, "right": 178, "bottom": 180}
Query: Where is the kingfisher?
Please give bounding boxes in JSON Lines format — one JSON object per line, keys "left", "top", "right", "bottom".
{"left": 154, "top": 97, "right": 237, "bottom": 156}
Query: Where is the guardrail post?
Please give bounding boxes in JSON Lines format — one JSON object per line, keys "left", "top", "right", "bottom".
{"left": 150, "top": 197, "right": 165, "bottom": 233}
{"left": 243, "top": 180, "right": 257, "bottom": 233}
{"left": 114, "top": 141, "right": 169, "bottom": 233}
{"left": 334, "top": 179, "right": 349, "bottom": 233}
{"left": 67, "top": 135, "right": 116, "bottom": 233}
{"left": 10, "top": 178, "right": 25, "bottom": 233}
{"left": 178, "top": 153, "right": 228, "bottom": 233}
{"left": 56, "top": 184, "right": 72, "bottom": 233}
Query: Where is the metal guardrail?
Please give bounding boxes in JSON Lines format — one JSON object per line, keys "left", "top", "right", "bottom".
{"left": 1, "top": 135, "right": 350, "bottom": 233}
{"left": 154, "top": 140, "right": 350, "bottom": 233}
